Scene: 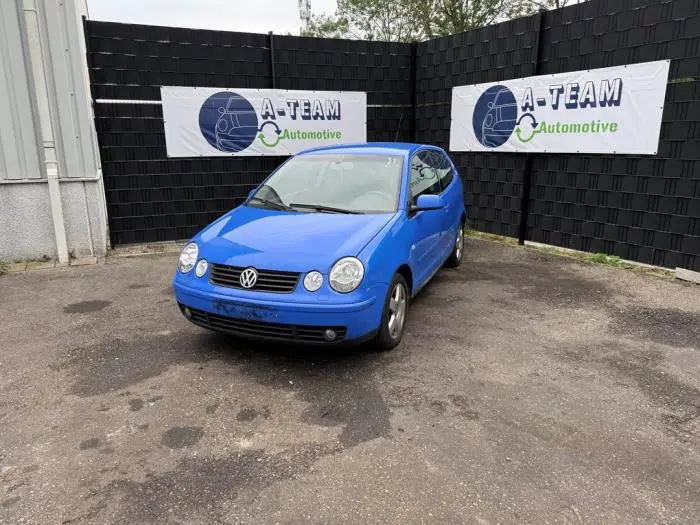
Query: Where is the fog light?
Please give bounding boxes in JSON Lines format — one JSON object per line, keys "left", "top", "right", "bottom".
{"left": 303, "top": 271, "right": 323, "bottom": 292}
{"left": 324, "top": 328, "right": 337, "bottom": 341}
{"left": 183, "top": 307, "right": 192, "bottom": 319}
{"left": 195, "top": 259, "right": 208, "bottom": 278}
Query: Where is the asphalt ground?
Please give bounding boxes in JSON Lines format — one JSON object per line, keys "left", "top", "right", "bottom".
{"left": 1, "top": 239, "right": 698, "bottom": 524}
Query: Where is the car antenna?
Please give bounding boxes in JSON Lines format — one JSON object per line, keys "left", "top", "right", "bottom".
{"left": 394, "top": 112, "right": 404, "bottom": 142}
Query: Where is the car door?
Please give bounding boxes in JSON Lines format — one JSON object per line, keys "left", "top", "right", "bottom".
{"left": 431, "top": 149, "right": 462, "bottom": 257}
{"left": 407, "top": 150, "right": 444, "bottom": 286}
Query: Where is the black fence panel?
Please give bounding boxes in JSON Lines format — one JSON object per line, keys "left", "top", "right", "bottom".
{"left": 87, "top": 0, "right": 699, "bottom": 270}
{"left": 86, "top": 21, "right": 413, "bottom": 245}
{"left": 414, "top": 0, "right": 699, "bottom": 270}
{"left": 415, "top": 15, "right": 540, "bottom": 237}
{"left": 526, "top": 0, "right": 700, "bottom": 271}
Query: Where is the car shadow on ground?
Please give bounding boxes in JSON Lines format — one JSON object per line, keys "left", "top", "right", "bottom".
{"left": 197, "top": 330, "right": 385, "bottom": 367}
{"left": 196, "top": 331, "right": 394, "bottom": 448}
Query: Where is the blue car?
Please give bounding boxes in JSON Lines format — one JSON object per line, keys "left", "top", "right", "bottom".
{"left": 173, "top": 143, "right": 465, "bottom": 349}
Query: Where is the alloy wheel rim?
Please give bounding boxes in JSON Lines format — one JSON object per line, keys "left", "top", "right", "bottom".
{"left": 387, "top": 282, "right": 407, "bottom": 339}
{"left": 456, "top": 226, "right": 464, "bottom": 259}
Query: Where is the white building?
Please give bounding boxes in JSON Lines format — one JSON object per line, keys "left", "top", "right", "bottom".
{"left": 0, "top": 0, "right": 107, "bottom": 264}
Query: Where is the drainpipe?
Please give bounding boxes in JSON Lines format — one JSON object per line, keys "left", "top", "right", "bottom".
{"left": 21, "top": 0, "right": 70, "bottom": 264}
{"left": 47, "top": 159, "right": 70, "bottom": 260}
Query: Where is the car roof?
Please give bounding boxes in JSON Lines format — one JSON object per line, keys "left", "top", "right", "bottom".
{"left": 297, "top": 142, "right": 438, "bottom": 156}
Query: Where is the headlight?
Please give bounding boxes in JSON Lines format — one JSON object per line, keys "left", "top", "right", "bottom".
{"left": 195, "top": 259, "right": 208, "bottom": 278}
{"left": 303, "top": 271, "right": 323, "bottom": 292}
{"left": 329, "top": 257, "right": 364, "bottom": 293}
{"left": 178, "top": 242, "right": 198, "bottom": 273}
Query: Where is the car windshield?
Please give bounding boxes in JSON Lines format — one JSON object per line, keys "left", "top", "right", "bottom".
{"left": 248, "top": 153, "right": 404, "bottom": 214}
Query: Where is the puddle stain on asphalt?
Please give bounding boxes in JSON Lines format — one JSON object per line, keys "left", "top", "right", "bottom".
{"left": 602, "top": 349, "right": 700, "bottom": 418}
{"left": 423, "top": 256, "right": 611, "bottom": 310}
{"left": 106, "top": 443, "right": 338, "bottom": 524}
{"left": 558, "top": 343, "right": 699, "bottom": 441}
{"left": 79, "top": 438, "right": 101, "bottom": 450}
{"left": 226, "top": 343, "right": 392, "bottom": 449}
{"left": 236, "top": 406, "right": 271, "bottom": 422}
{"left": 94, "top": 333, "right": 393, "bottom": 450}
{"left": 59, "top": 332, "right": 213, "bottom": 397}
{"left": 610, "top": 306, "right": 700, "bottom": 349}
{"left": 128, "top": 398, "right": 143, "bottom": 411}
{"left": 63, "top": 300, "right": 111, "bottom": 314}
{"left": 449, "top": 394, "right": 480, "bottom": 420}
{"left": 1, "top": 496, "right": 20, "bottom": 509}
{"left": 161, "top": 426, "right": 204, "bottom": 449}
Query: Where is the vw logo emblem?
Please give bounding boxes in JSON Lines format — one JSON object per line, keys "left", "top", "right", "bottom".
{"left": 239, "top": 267, "right": 258, "bottom": 289}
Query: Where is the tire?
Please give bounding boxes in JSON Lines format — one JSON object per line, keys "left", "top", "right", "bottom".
{"left": 444, "top": 222, "right": 465, "bottom": 268}
{"left": 374, "top": 273, "right": 410, "bottom": 350}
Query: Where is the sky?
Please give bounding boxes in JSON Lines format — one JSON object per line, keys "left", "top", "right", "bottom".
{"left": 87, "top": 0, "right": 338, "bottom": 35}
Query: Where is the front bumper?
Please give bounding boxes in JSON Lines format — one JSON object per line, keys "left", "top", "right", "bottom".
{"left": 173, "top": 279, "right": 387, "bottom": 344}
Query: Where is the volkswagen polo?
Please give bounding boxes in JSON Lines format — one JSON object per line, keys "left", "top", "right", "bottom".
{"left": 174, "top": 143, "right": 465, "bottom": 349}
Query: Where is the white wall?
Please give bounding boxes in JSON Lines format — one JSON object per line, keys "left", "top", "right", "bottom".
{"left": 0, "top": 0, "right": 107, "bottom": 262}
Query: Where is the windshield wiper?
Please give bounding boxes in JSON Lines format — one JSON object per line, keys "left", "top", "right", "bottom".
{"left": 289, "top": 203, "right": 361, "bottom": 214}
{"left": 248, "top": 196, "right": 295, "bottom": 211}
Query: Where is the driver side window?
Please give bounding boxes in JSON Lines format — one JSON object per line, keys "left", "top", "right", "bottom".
{"left": 409, "top": 151, "right": 441, "bottom": 205}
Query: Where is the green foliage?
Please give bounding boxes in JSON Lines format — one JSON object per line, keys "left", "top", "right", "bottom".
{"left": 301, "top": 13, "right": 355, "bottom": 39}
{"left": 412, "top": 0, "right": 512, "bottom": 39}
{"left": 464, "top": 228, "right": 518, "bottom": 245}
{"left": 0, "top": 260, "right": 8, "bottom": 276}
{"left": 588, "top": 253, "right": 622, "bottom": 267}
{"left": 336, "top": 0, "right": 419, "bottom": 41}
{"left": 301, "top": 0, "right": 583, "bottom": 41}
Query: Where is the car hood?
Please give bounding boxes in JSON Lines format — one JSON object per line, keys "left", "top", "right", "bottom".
{"left": 196, "top": 205, "right": 394, "bottom": 272}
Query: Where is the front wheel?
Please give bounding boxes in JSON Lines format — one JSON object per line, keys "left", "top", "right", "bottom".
{"left": 374, "top": 274, "right": 409, "bottom": 350}
{"left": 444, "top": 223, "right": 464, "bottom": 268}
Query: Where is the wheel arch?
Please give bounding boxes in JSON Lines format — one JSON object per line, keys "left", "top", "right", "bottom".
{"left": 395, "top": 264, "right": 413, "bottom": 296}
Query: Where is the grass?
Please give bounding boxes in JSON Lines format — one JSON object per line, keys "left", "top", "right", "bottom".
{"left": 0, "top": 260, "right": 8, "bottom": 276}
{"left": 464, "top": 228, "right": 517, "bottom": 245}
{"left": 464, "top": 229, "right": 675, "bottom": 278}
{"left": 587, "top": 252, "right": 622, "bottom": 267}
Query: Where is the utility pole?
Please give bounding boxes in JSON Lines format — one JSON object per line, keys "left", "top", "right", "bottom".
{"left": 298, "top": 0, "right": 311, "bottom": 35}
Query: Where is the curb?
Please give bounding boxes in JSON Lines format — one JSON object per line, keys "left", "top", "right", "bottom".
{"left": 1, "top": 256, "right": 101, "bottom": 275}
{"left": 107, "top": 241, "right": 184, "bottom": 258}
{"left": 465, "top": 232, "right": 676, "bottom": 278}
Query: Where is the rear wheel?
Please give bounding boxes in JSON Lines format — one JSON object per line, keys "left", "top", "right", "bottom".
{"left": 445, "top": 222, "right": 464, "bottom": 268}
{"left": 374, "top": 274, "right": 409, "bottom": 350}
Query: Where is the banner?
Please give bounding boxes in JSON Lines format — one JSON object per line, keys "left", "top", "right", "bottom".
{"left": 161, "top": 87, "right": 367, "bottom": 157}
{"left": 449, "top": 60, "right": 669, "bottom": 154}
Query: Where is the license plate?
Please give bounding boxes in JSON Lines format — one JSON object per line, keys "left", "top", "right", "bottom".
{"left": 212, "top": 300, "right": 277, "bottom": 321}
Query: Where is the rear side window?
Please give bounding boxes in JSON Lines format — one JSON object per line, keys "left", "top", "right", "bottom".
{"left": 432, "top": 151, "right": 454, "bottom": 190}
{"left": 409, "top": 151, "right": 441, "bottom": 204}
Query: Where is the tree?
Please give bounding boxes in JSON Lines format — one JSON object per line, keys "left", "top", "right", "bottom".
{"left": 410, "top": 0, "right": 510, "bottom": 39}
{"left": 521, "top": 0, "right": 577, "bottom": 9}
{"left": 301, "top": 13, "right": 356, "bottom": 39}
{"left": 335, "top": 0, "right": 421, "bottom": 42}
{"left": 302, "top": 0, "right": 517, "bottom": 41}
{"left": 505, "top": 0, "right": 580, "bottom": 18}
{"left": 301, "top": 0, "right": 584, "bottom": 41}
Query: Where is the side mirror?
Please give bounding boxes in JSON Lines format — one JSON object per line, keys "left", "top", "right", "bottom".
{"left": 410, "top": 194, "right": 443, "bottom": 213}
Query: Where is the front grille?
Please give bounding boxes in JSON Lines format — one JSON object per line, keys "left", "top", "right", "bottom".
{"left": 210, "top": 264, "right": 300, "bottom": 293}
{"left": 183, "top": 306, "right": 347, "bottom": 343}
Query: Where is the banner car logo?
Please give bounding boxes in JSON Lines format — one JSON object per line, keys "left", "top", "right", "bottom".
{"left": 472, "top": 85, "right": 518, "bottom": 147}
{"left": 199, "top": 92, "right": 259, "bottom": 153}
{"left": 198, "top": 91, "right": 344, "bottom": 153}
{"left": 471, "top": 79, "right": 624, "bottom": 148}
